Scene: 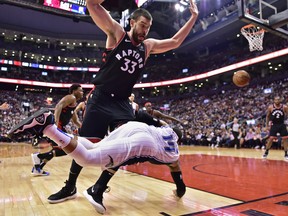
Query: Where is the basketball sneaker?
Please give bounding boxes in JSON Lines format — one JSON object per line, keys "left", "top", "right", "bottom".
{"left": 284, "top": 155, "right": 288, "bottom": 161}
{"left": 262, "top": 153, "right": 268, "bottom": 159}
{"left": 83, "top": 184, "right": 110, "bottom": 214}
{"left": 7, "top": 108, "right": 54, "bottom": 137}
{"left": 31, "top": 166, "right": 50, "bottom": 176}
{"left": 47, "top": 181, "right": 77, "bottom": 204}
{"left": 31, "top": 135, "right": 41, "bottom": 147}
{"left": 31, "top": 152, "right": 41, "bottom": 165}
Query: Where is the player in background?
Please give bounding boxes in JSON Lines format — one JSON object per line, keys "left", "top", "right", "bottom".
{"left": 75, "top": 93, "right": 89, "bottom": 122}
{"left": 31, "top": 84, "right": 83, "bottom": 176}
{"left": 262, "top": 96, "right": 288, "bottom": 160}
{"left": 129, "top": 93, "right": 139, "bottom": 114}
{"left": 144, "top": 102, "right": 183, "bottom": 124}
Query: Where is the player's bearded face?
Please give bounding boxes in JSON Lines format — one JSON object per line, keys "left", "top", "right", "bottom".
{"left": 131, "top": 17, "right": 151, "bottom": 44}
{"left": 132, "top": 28, "right": 145, "bottom": 43}
{"left": 274, "top": 98, "right": 281, "bottom": 105}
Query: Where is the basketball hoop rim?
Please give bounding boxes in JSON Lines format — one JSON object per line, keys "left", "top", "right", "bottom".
{"left": 241, "top": 24, "right": 265, "bottom": 34}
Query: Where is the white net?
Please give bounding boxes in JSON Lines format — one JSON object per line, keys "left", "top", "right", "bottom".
{"left": 241, "top": 24, "right": 265, "bottom": 52}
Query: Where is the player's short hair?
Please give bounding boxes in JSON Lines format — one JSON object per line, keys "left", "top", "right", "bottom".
{"left": 172, "top": 127, "right": 182, "bottom": 141}
{"left": 69, "top": 83, "right": 81, "bottom": 94}
{"left": 144, "top": 102, "right": 152, "bottom": 107}
{"left": 131, "top": 8, "right": 152, "bottom": 22}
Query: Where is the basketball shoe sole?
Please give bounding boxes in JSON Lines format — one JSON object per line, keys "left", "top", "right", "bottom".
{"left": 7, "top": 108, "right": 54, "bottom": 138}
{"left": 83, "top": 189, "right": 106, "bottom": 214}
{"left": 31, "top": 166, "right": 50, "bottom": 176}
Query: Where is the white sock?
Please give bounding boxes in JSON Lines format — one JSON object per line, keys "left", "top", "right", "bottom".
{"left": 43, "top": 124, "right": 72, "bottom": 148}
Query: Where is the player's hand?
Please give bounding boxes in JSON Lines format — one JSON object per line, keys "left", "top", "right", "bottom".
{"left": 0, "top": 102, "right": 10, "bottom": 110}
{"left": 189, "top": 0, "right": 199, "bottom": 17}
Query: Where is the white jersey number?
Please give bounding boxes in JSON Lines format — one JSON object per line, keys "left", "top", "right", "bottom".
{"left": 162, "top": 135, "right": 178, "bottom": 154}
{"left": 121, "top": 58, "right": 137, "bottom": 74}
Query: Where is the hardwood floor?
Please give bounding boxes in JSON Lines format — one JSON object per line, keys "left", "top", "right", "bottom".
{"left": 1, "top": 142, "right": 287, "bottom": 216}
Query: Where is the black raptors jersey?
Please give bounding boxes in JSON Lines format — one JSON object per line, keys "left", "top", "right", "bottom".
{"left": 92, "top": 33, "right": 146, "bottom": 98}
{"left": 59, "top": 105, "right": 77, "bottom": 128}
{"left": 270, "top": 104, "right": 285, "bottom": 124}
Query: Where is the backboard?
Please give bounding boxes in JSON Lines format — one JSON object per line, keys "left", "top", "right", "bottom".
{"left": 238, "top": 0, "right": 288, "bottom": 39}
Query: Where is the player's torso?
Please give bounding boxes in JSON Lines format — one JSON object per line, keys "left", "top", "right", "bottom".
{"left": 92, "top": 33, "right": 146, "bottom": 98}
{"left": 271, "top": 104, "right": 285, "bottom": 124}
{"left": 59, "top": 104, "right": 77, "bottom": 126}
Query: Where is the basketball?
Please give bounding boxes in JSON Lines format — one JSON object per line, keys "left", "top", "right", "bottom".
{"left": 233, "top": 70, "right": 250, "bottom": 87}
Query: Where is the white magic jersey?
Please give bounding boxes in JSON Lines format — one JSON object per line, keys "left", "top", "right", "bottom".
{"left": 80, "top": 121, "right": 180, "bottom": 169}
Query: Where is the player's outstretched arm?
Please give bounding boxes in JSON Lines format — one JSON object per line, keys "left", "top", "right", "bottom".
{"left": 146, "top": 0, "right": 199, "bottom": 54}
{"left": 0, "top": 102, "right": 9, "bottom": 110}
{"left": 265, "top": 105, "right": 272, "bottom": 128}
{"left": 86, "top": 0, "right": 125, "bottom": 47}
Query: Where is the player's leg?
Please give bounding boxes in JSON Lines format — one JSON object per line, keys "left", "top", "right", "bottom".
{"left": 31, "top": 141, "right": 66, "bottom": 176}
{"left": 39, "top": 128, "right": 69, "bottom": 168}
{"left": 48, "top": 90, "right": 110, "bottom": 203}
{"left": 168, "top": 161, "right": 186, "bottom": 198}
{"left": 84, "top": 126, "right": 155, "bottom": 214}
{"left": 263, "top": 125, "right": 278, "bottom": 159}
{"left": 82, "top": 97, "right": 135, "bottom": 213}
{"left": 83, "top": 168, "right": 117, "bottom": 214}
{"left": 278, "top": 124, "right": 288, "bottom": 160}
{"left": 7, "top": 109, "right": 80, "bottom": 201}
{"left": 262, "top": 137, "right": 274, "bottom": 158}
{"left": 31, "top": 152, "right": 50, "bottom": 176}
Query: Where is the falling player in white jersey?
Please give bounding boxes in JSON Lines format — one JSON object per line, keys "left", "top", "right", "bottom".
{"left": 8, "top": 108, "right": 186, "bottom": 214}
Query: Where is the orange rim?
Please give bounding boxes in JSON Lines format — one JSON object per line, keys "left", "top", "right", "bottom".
{"left": 241, "top": 24, "right": 265, "bottom": 34}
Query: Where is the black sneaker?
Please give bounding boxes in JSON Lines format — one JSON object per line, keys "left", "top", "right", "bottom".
{"left": 262, "top": 153, "right": 268, "bottom": 159}
{"left": 7, "top": 108, "right": 54, "bottom": 138}
{"left": 83, "top": 185, "right": 110, "bottom": 214}
{"left": 47, "top": 181, "right": 77, "bottom": 204}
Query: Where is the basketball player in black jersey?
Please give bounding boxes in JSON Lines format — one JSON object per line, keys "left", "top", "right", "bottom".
{"left": 262, "top": 96, "right": 288, "bottom": 160}
{"left": 144, "top": 102, "right": 183, "bottom": 124}
{"left": 31, "top": 84, "right": 83, "bottom": 176}
{"left": 129, "top": 93, "right": 139, "bottom": 115}
{"left": 47, "top": 0, "right": 199, "bottom": 211}
{"left": 75, "top": 93, "right": 89, "bottom": 123}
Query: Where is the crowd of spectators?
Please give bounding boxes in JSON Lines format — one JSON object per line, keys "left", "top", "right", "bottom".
{"left": 1, "top": 69, "right": 287, "bottom": 151}
{"left": 136, "top": 71, "right": 288, "bottom": 150}
{"left": 139, "top": 34, "right": 288, "bottom": 83}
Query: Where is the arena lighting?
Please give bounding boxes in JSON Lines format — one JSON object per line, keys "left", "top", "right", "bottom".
{"left": 0, "top": 48, "right": 287, "bottom": 89}
{"left": 0, "top": 78, "right": 93, "bottom": 89}
{"left": 0, "top": 60, "right": 100, "bottom": 72}
{"left": 135, "top": 47, "right": 288, "bottom": 88}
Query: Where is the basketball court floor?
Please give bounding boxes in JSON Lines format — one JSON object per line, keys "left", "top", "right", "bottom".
{"left": 1, "top": 142, "right": 287, "bottom": 216}
{"left": 1, "top": 1, "right": 288, "bottom": 216}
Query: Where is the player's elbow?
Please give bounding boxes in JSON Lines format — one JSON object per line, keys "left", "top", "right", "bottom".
{"left": 86, "top": 0, "right": 103, "bottom": 5}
